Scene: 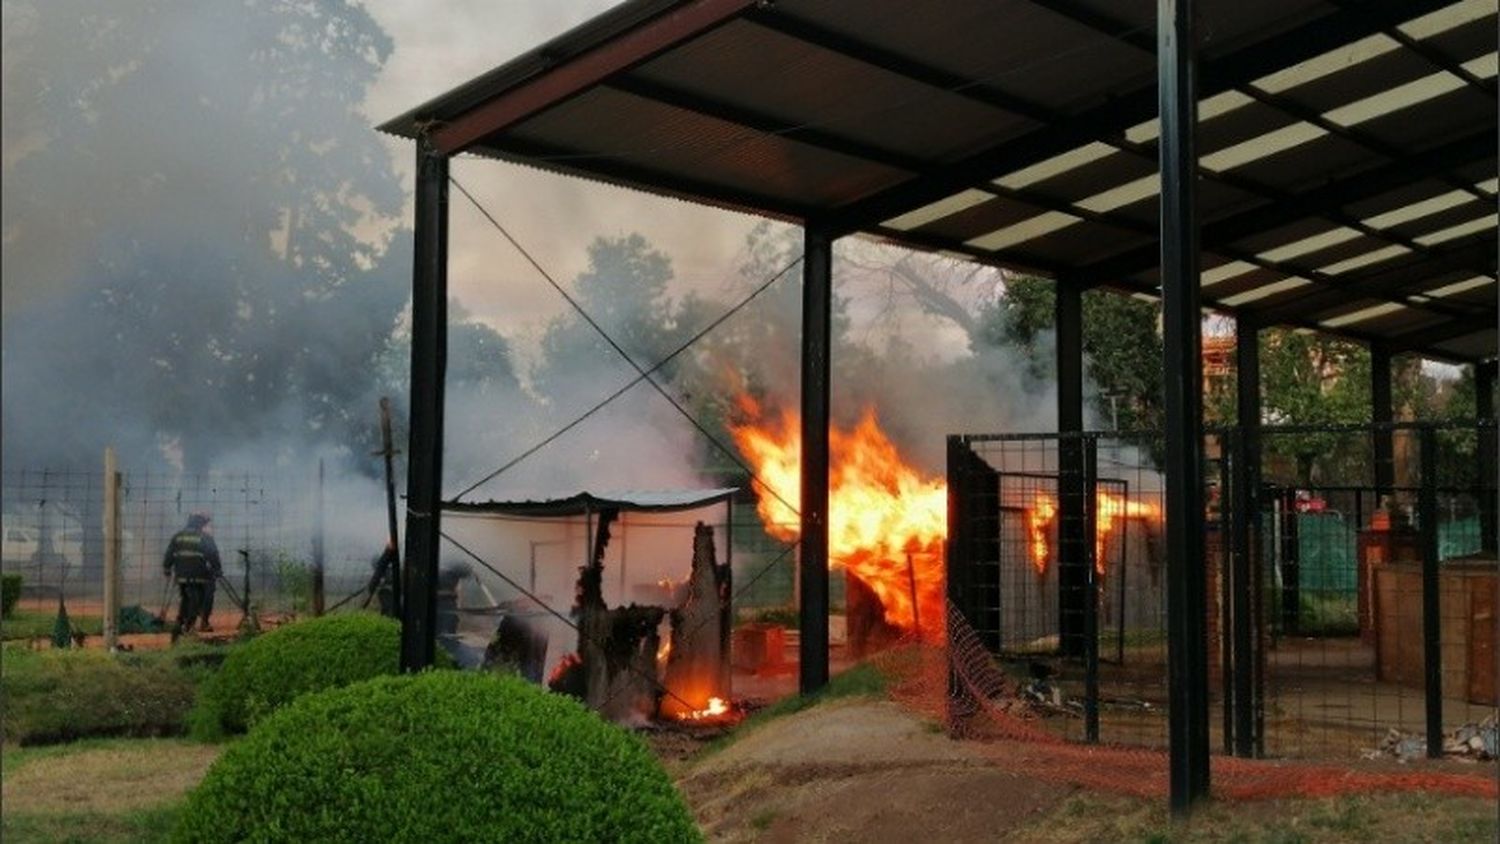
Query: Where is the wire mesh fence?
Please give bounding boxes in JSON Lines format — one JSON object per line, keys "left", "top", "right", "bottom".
{"left": 947, "top": 420, "right": 1497, "bottom": 764}
{"left": 1, "top": 466, "right": 320, "bottom": 635}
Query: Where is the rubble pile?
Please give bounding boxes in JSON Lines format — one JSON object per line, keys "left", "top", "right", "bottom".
{"left": 1372, "top": 717, "right": 1498, "bottom": 762}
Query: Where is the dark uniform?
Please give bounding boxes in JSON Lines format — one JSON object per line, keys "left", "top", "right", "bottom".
{"left": 163, "top": 514, "right": 222, "bottom": 641}
{"left": 368, "top": 542, "right": 398, "bottom": 618}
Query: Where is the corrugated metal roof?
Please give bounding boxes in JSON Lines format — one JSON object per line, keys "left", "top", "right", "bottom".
{"left": 445, "top": 488, "right": 738, "bottom": 517}
{"left": 382, "top": 0, "right": 1497, "bottom": 362}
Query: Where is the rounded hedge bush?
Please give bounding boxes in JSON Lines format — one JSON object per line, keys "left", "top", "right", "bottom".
{"left": 189, "top": 612, "right": 443, "bottom": 739}
{"left": 175, "top": 671, "right": 701, "bottom": 843}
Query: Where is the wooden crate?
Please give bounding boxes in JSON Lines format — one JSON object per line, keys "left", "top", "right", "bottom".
{"left": 1373, "top": 558, "right": 1499, "bottom": 705}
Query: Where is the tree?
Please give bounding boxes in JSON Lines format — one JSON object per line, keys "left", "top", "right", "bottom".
{"left": 2, "top": 0, "right": 407, "bottom": 471}
{"left": 980, "top": 277, "right": 1165, "bottom": 433}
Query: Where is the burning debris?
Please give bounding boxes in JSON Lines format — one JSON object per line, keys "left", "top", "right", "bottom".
{"left": 659, "top": 523, "right": 732, "bottom": 720}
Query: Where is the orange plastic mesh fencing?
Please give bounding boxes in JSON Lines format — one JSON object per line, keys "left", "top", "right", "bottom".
{"left": 868, "top": 600, "right": 1498, "bottom": 803}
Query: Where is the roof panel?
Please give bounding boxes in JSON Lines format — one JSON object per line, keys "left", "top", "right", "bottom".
{"left": 383, "top": 0, "right": 1496, "bottom": 359}
{"left": 783, "top": 0, "right": 1155, "bottom": 114}
{"left": 630, "top": 19, "right": 1037, "bottom": 163}
{"left": 504, "top": 87, "right": 912, "bottom": 208}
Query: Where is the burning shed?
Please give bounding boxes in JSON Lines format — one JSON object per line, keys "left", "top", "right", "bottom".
{"left": 443, "top": 488, "right": 735, "bottom": 723}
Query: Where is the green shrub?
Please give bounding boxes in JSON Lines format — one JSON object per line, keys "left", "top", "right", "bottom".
{"left": 0, "top": 648, "right": 198, "bottom": 744}
{"left": 1, "top": 574, "right": 20, "bottom": 617}
{"left": 188, "top": 612, "right": 442, "bottom": 740}
{"left": 176, "top": 672, "right": 701, "bottom": 843}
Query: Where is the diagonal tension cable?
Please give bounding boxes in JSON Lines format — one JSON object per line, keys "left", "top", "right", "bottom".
{"left": 449, "top": 176, "right": 804, "bottom": 518}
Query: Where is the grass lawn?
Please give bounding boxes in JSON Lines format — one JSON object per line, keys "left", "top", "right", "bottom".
{"left": 1, "top": 738, "right": 218, "bottom": 844}
{"left": 1011, "top": 791, "right": 1498, "bottom": 843}
{"left": 1, "top": 610, "right": 104, "bottom": 641}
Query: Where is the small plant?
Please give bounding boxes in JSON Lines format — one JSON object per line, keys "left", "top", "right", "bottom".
{"left": 187, "top": 612, "right": 445, "bottom": 740}
{"left": 267, "top": 550, "right": 314, "bottom": 615}
{"left": 1, "top": 574, "right": 21, "bottom": 617}
{"left": 176, "top": 672, "right": 701, "bottom": 843}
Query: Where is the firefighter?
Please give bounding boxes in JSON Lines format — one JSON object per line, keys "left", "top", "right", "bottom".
{"left": 163, "top": 512, "right": 222, "bottom": 642}
{"left": 367, "top": 539, "right": 398, "bottom": 617}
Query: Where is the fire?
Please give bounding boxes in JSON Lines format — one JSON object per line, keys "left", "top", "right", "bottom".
{"left": 729, "top": 394, "right": 946, "bottom": 639}
{"left": 677, "top": 696, "right": 729, "bottom": 721}
{"left": 1027, "top": 494, "right": 1056, "bottom": 575}
{"left": 1023, "top": 491, "right": 1160, "bottom": 575}
{"left": 730, "top": 393, "right": 1162, "bottom": 630}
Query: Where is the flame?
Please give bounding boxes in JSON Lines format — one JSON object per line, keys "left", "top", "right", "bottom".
{"left": 1027, "top": 493, "right": 1057, "bottom": 574}
{"left": 657, "top": 637, "right": 672, "bottom": 665}
{"left": 1023, "top": 491, "right": 1160, "bottom": 575}
{"left": 677, "top": 696, "right": 729, "bottom": 721}
{"left": 731, "top": 393, "right": 1162, "bottom": 627}
{"left": 1094, "top": 492, "right": 1159, "bottom": 573}
{"left": 729, "top": 396, "right": 946, "bottom": 639}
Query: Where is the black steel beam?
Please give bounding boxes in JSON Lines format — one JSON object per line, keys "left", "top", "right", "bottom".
{"left": 400, "top": 141, "right": 450, "bottom": 672}
{"left": 976, "top": 175, "right": 1483, "bottom": 330}
{"left": 1371, "top": 344, "right": 1395, "bottom": 501}
{"left": 1231, "top": 317, "right": 1260, "bottom": 758}
{"left": 1159, "top": 0, "right": 1210, "bottom": 812}
{"left": 1477, "top": 361, "right": 1497, "bottom": 554}
{"left": 1251, "top": 239, "right": 1497, "bottom": 325}
{"left": 799, "top": 225, "right": 832, "bottom": 695}
{"left": 1056, "top": 282, "right": 1089, "bottom": 659}
{"left": 1070, "top": 128, "right": 1497, "bottom": 284}
{"left": 825, "top": 0, "right": 1454, "bottom": 235}
{"left": 1388, "top": 312, "right": 1499, "bottom": 354}
{"left": 1417, "top": 428, "right": 1443, "bottom": 759}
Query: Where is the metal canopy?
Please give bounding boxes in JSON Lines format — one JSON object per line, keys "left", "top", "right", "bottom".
{"left": 381, "top": 0, "right": 1497, "bottom": 363}
{"left": 444, "top": 487, "right": 738, "bottom": 517}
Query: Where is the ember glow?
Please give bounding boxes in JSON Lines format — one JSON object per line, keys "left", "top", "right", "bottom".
{"left": 729, "top": 394, "right": 946, "bottom": 640}
{"left": 677, "top": 696, "right": 730, "bottom": 721}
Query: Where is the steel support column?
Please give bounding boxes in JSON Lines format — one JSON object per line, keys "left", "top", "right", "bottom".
{"left": 400, "top": 140, "right": 449, "bottom": 672}
{"left": 1371, "top": 344, "right": 1395, "bottom": 501}
{"left": 799, "top": 225, "right": 832, "bottom": 695}
{"left": 1231, "top": 318, "right": 1260, "bottom": 757}
{"left": 1476, "top": 361, "right": 1496, "bottom": 554}
{"left": 1158, "top": 0, "right": 1210, "bottom": 811}
{"left": 1056, "top": 281, "right": 1088, "bottom": 658}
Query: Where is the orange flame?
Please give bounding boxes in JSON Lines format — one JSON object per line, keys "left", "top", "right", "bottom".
{"left": 1024, "top": 491, "right": 1160, "bottom": 575}
{"left": 1027, "top": 494, "right": 1057, "bottom": 574}
{"left": 729, "top": 395, "right": 946, "bottom": 640}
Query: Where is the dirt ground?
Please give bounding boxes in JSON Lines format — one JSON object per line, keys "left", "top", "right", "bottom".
{"left": 670, "top": 698, "right": 1499, "bottom": 843}
{"left": 676, "top": 699, "right": 1077, "bottom": 842}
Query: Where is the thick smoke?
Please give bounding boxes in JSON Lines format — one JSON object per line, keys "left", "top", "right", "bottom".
{"left": 2, "top": 1, "right": 1121, "bottom": 604}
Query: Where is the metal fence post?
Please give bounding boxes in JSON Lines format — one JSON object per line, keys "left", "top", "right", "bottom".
{"left": 103, "top": 447, "right": 121, "bottom": 652}
{"left": 1418, "top": 426, "right": 1442, "bottom": 759}
{"left": 1083, "top": 436, "right": 1100, "bottom": 743}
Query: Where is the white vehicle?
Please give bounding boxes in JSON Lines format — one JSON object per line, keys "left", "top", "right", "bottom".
{"left": 0, "top": 515, "right": 84, "bottom": 585}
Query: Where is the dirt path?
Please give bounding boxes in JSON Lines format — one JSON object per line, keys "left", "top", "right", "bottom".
{"left": 678, "top": 699, "right": 1076, "bottom": 843}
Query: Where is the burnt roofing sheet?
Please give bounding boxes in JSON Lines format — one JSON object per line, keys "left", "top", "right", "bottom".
{"left": 381, "top": 0, "right": 1497, "bottom": 361}
{"left": 446, "top": 488, "right": 738, "bottom": 517}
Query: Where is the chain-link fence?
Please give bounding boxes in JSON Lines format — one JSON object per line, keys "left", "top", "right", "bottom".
{"left": 1, "top": 465, "right": 324, "bottom": 636}
{"left": 946, "top": 420, "right": 1497, "bottom": 763}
